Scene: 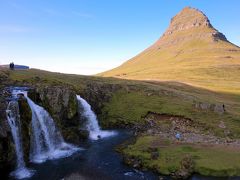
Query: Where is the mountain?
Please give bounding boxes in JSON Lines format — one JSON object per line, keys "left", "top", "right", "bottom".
{"left": 99, "top": 7, "right": 240, "bottom": 93}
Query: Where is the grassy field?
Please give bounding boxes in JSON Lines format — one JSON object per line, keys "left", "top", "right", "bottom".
{"left": 100, "top": 90, "right": 240, "bottom": 137}
{"left": 122, "top": 135, "right": 240, "bottom": 176}
{"left": 2, "top": 68, "right": 239, "bottom": 136}
{"left": 1, "top": 68, "right": 240, "bottom": 177}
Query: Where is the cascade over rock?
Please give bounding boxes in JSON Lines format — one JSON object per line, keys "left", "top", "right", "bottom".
{"left": 6, "top": 100, "right": 34, "bottom": 179}
{"left": 27, "top": 86, "right": 84, "bottom": 143}
{"left": 21, "top": 90, "right": 79, "bottom": 163}
{"left": 77, "top": 95, "right": 116, "bottom": 140}
{"left": 0, "top": 86, "right": 83, "bottom": 178}
{"left": 0, "top": 88, "right": 17, "bottom": 176}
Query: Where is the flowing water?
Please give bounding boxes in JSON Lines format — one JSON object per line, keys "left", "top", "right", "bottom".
{"left": 76, "top": 95, "right": 116, "bottom": 140}
{"left": 14, "top": 130, "right": 158, "bottom": 180}
{"left": 23, "top": 92, "right": 79, "bottom": 163}
{"left": 6, "top": 100, "right": 34, "bottom": 179}
{"left": 8, "top": 129, "right": 234, "bottom": 180}
{"left": 5, "top": 88, "right": 239, "bottom": 180}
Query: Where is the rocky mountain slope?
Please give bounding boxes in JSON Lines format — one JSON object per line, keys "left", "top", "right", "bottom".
{"left": 99, "top": 7, "right": 240, "bottom": 93}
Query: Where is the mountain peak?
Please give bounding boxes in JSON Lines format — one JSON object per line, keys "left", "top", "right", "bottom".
{"left": 151, "top": 7, "right": 228, "bottom": 48}
{"left": 100, "top": 7, "right": 240, "bottom": 84}
{"left": 164, "top": 7, "right": 212, "bottom": 36}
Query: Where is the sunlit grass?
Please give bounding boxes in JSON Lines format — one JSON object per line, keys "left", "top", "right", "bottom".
{"left": 123, "top": 135, "right": 240, "bottom": 176}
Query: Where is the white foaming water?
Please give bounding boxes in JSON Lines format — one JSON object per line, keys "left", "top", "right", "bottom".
{"left": 20, "top": 91, "right": 79, "bottom": 163}
{"left": 76, "top": 95, "right": 116, "bottom": 140}
{"left": 6, "top": 101, "right": 34, "bottom": 179}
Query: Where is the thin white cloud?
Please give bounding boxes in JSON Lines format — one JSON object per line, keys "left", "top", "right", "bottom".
{"left": 7, "top": 1, "right": 93, "bottom": 19}
{"left": 71, "top": 11, "right": 93, "bottom": 18}
{"left": 42, "top": 8, "right": 93, "bottom": 19}
{"left": 43, "top": 8, "right": 62, "bottom": 16}
{"left": 0, "top": 25, "right": 33, "bottom": 33}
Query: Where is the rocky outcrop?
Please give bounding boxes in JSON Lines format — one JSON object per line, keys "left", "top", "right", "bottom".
{"left": 28, "top": 86, "right": 86, "bottom": 143}
{"left": 0, "top": 88, "right": 33, "bottom": 174}
{"left": 162, "top": 7, "right": 227, "bottom": 42}
{"left": 194, "top": 102, "right": 225, "bottom": 115}
{"left": 164, "top": 7, "right": 213, "bottom": 36}
{"left": 171, "top": 155, "right": 194, "bottom": 179}
{"left": 28, "top": 86, "right": 78, "bottom": 121}
{"left": 0, "top": 88, "right": 15, "bottom": 175}
{"left": 81, "top": 82, "right": 124, "bottom": 127}
{"left": 152, "top": 7, "right": 229, "bottom": 48}
{"left": 18, "top": 96, "right": 32, "bottom": 163}
{"left": 0, "top": 83, "right": 89, "bottom": 177}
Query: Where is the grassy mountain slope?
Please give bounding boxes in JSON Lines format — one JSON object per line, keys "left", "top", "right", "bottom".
{"left": 99, "top": 7, "right": 240, "bottom": 94}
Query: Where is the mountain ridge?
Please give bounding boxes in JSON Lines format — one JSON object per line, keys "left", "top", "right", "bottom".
{"left": 99, "top": 7, "right": 240, "bottom": 93}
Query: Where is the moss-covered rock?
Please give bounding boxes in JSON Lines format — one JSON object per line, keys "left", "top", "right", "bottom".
{"left": 18, "top": 96, "right": 32, "bottom": 163}
{"left": 81, "top": 82, "right": 124, "bottom": 128}
{"left": 171, "top": 155, "right": 194, "bottom": 179}
{"left": 28, "top": 86, "right": 86, "bottom": 143}
{"left": 0, "top": 88, "right": 15, "bottom": 175}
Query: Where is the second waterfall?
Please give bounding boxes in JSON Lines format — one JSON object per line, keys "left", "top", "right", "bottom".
{"left": 77, "top": 95, "right": 116, "bottom": 140}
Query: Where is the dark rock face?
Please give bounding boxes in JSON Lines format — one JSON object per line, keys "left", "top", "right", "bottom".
{"left": 0, "top": 89, "right": 15, "bottom": 174}
{"left": 81, "top": 82, "right": 123, "bottom": 127}
{"left": 28, "top": 86, "right": 78, "bottom": 121}
{"left": 0, "top": 88, "right": 33, "bottom": 175}
{"left": 212, "top": 32, "right": 227, "bottom": 42}
{"left": 28, "top": 86, "right": 86, "bottom": 143}
{"left": 0, "top": 84, "right": 88, "bottom": 175}
{"left": 18, "top": 96, "right": 32, "bottom": 163}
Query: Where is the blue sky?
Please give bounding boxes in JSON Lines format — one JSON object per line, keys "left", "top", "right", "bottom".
{"left": 0, "top": 0, "right": 239, "bottom": 75}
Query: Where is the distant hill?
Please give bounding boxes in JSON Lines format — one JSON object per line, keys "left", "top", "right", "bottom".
{"left": 99, "top": 7, "right": 240, "bottom": 93}
{"left": 0, "top": 64, "right": 29, "bottom": 70}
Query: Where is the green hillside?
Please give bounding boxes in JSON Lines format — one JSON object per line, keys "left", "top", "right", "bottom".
{"left": 99, "top": 7, "right": 240, "bottom": 94}
{"left": 1, "top": 66, "right": 240, "bottom": 177}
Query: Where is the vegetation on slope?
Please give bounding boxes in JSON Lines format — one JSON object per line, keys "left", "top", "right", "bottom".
{"left": 122, "top": 136, "right": 240, "bottom": 177}
{"left": 99, "top": 7, "right": 240, "bottom": 94}
{"left": 1, "top": 67, "right": 240, "bottom": 178}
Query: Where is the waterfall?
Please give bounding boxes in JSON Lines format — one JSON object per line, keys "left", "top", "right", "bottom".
{"left": 23, "top": 93, "right": 79, "bottom": 163}
{"left": 6, "top": 100, "right": 34, "bottom": 179}
{"left": 10, "top": 89, "right": 79, "bottom": 164}
{"left": 76, "top": 95, "right": 116, "bottom": 140}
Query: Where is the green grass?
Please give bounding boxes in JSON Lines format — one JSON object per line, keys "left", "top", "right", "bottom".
{"left": 2, "top": 68, "right": 240, "bottom": 138}
{"left": 122, "top": 135, "right": 240, "bottom": 176}
{"left": 100, "top": 91, "right": 240, "bottom": 138}
{"left": 2, "top": 68, "right": 240, "bottom": 177}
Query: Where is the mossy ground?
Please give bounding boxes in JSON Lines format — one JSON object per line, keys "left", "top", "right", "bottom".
{"left": 101, "top": 91, "right": 240, "bottom": 138}
{"left": 1, "top": 68, "right": 240, "bottom": 177}
{"left": 122, "top": 135, "right": 240, "bottom": 177}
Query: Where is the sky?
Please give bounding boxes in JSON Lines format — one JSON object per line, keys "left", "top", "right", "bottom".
{"left": 0, "top": 0, "right": 240, "bottom": 75}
